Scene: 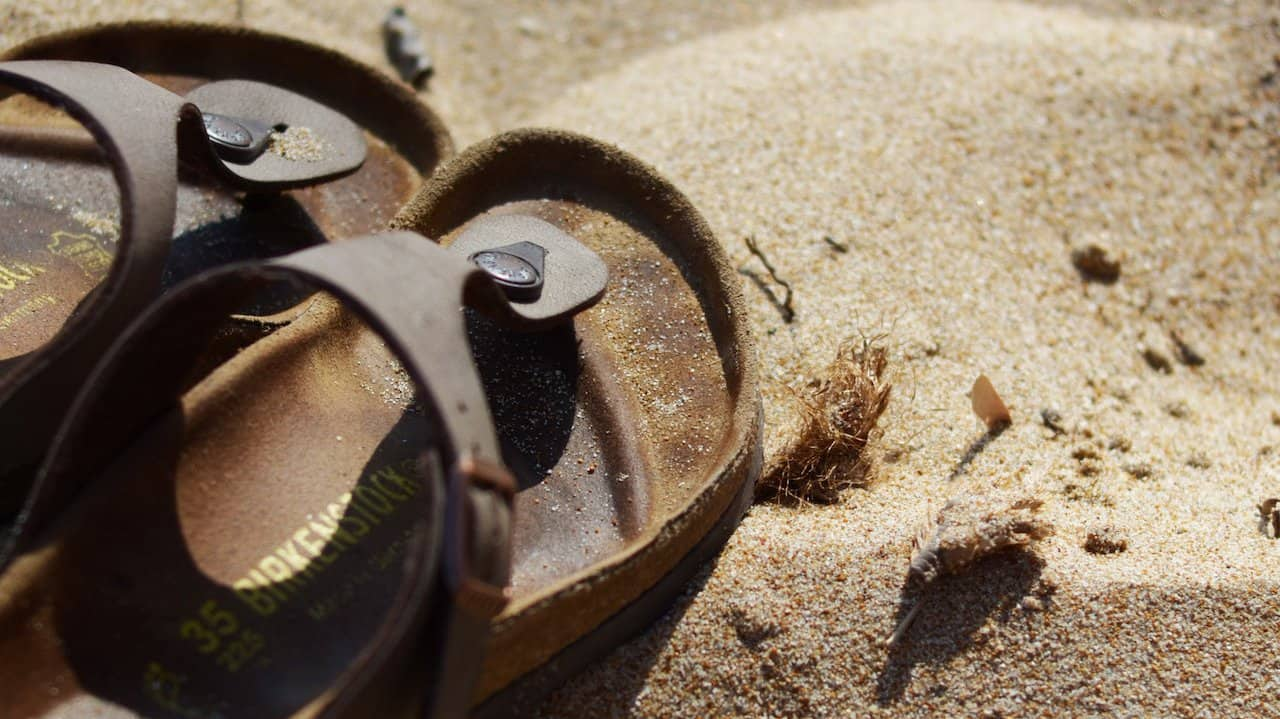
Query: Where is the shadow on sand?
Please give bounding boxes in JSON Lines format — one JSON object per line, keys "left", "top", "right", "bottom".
{"left": 875, "top": 549, "right": 1046, "bottom": 706}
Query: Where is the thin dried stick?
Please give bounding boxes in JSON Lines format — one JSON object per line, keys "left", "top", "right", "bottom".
{"left": 744, "top": 236, "right": 795, "bottom": 323}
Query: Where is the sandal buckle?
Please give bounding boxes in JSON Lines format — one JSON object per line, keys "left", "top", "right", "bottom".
{"left": 457, "top": 454, "right": 517, "bottom": 500}
{"left": 444, "top": 454, "right": 515, "bottom": 620}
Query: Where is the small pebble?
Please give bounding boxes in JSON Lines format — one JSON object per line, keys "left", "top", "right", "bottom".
{"left": 1123, "top": 462, "right": 1154, "bottom": 479}
{"left": 1041, "top": 408, "right": 1066, "bottom": 435}
{"left": 1140, "top": 346, "right": 1173, "bottom": 374}
{"left": 1084, "top": 525, "right": 1129, "bottom": 554}
{"left": 1259, "top": 498, "right": 1279, "bottom": 539}
{"left": 517, "top": 16, "right": 546, "bottom": 37}
{"left": 1071, "top": 242, "right": 1121, "bottom": 283}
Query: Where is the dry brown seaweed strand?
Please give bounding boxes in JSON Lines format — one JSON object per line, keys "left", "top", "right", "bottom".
{"left": 756, "top": 339, "right": 892, "bottom": 504}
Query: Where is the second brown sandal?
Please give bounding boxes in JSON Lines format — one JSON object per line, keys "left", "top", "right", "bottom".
{"left": 0, "top": 22, "right": 452, "bottom": 531}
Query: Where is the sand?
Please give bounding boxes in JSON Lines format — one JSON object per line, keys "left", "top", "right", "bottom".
{"left": 5, "top": 0, "right": 1280, "bottom": 716}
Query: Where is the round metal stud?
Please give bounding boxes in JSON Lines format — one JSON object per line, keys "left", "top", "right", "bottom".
{"left": 469, "top": 248, "right": 543, "bottom": 302}
{"left": 202, "top": 113, "right": 252, "bottom": 148}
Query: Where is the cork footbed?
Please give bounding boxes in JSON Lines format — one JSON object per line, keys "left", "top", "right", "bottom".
{"left": 0, "top": 22, "right": 449, "bottom": 362}
{"left": 0, "top": 293, "right": 442, "bottom": 718}
{"left": 393, "top": 128, "right": 761, "bottom": 702}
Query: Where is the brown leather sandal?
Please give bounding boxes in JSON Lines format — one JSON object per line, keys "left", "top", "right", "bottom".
{"left": 1, "top": 21, "right": 452, "bottom": 227}
{"left": 0, "top": 124, "right": 758, "bottom": 717}
{"left": 0, "top": 228, "right": 606, "bottom": 717}
{"left": 0, "top": 24, "right": 450, "bottom": 515}
{"left": 393, "top": 128, "right": 762, "bottom": 715}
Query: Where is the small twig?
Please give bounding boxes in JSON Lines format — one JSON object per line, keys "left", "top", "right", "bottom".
{"left": 236, "top": 0, "right": 244, "bottom": 23}
{"left": 1170, "top": 330, "right": 1205, "bottom": 367}
{"left": 743, "top": 236, "right": 795, "bottom": 323}
{"left": 885, "top": 600, "right": 923, "bottom": 648}
{"left": 823, "top": 235, "right": 849, "bottom": 253}
{"left": 738, "top": 269, "right": 792, "bottom": 324}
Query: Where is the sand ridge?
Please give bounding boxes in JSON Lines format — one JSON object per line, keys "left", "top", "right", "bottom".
{"left": 532, "top": 2, "right": 1280, "bottom": 716}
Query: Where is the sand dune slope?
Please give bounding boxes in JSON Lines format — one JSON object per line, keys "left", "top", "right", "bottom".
{"left": 533, "top": 2, "right": 1280, "bottom": 716}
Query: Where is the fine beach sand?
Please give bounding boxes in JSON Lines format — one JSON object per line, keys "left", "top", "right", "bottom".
{"left": 5, "top": 1, "right": 1280, "bottom": 716}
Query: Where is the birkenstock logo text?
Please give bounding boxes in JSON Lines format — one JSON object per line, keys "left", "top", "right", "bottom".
{"left": 231, "top": 460, "right": 423, "bottom": 617}
{"left": 0, "top": 294, "right": 56, "bottom": 331}
{"left": 0, "top": 259, "right": 46, "bottom": 294}
{"left": 47, "top": 231, "right": 112, "bottom": 278}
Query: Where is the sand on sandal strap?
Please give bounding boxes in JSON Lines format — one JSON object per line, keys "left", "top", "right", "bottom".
{"left": 2, "top": 21, "right": 451, "bottom": 177}
{"left": 0, "top": 61, "right": 368, "bottom": 190}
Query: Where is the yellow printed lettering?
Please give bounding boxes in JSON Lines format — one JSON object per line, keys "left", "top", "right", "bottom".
{"left": 257, "top": 556, "right": 293, "bottom": 584}
{"left": 352, "top": 485, "right": 395, "bottom": 516}
{"left": 232, "top": 578, "right": 277, "bottom": 617}
{"left": 313, "top": 511, "right": 361, "bottom": 548}
{"left": 372, "top": 466, "right": 418, "bottom": 499}
{"left": 330, "top": 496, "right": 373, "bottom": 537}
{"left": 274, "top": 540, "right": 311, "bottom": 573}
{"left": 13, "top": 261, "right": 45, "bottom": 277}
{"left": 293, "top": 527, "right": 324, "bottom": 557}
{"left": 307, "top": 517, "right": 336, "bottom": 541}
{"left": 48, "top": 231, "right": 111, "bottom": 278}
{"left": 228, "top": 460, "right": 425, "bottom": 616}
{"left": 0, "top": 295, "right": 57, "bottom": 331}
{"left": 248, "top": 569, "right": 289, "bottom": 602}
{"left": 296, "top": 525, "right": 342, "bottom": 566}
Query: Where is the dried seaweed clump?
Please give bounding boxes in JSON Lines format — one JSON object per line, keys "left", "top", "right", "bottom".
{"left": 908, "top": 493, "right": 1054, "bottom": 587}
{"left": 757, "top": 339, "right": 892, "bottom": 504}
{"left": 888, "top": 492, "right": 1053, "bottom": 646}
